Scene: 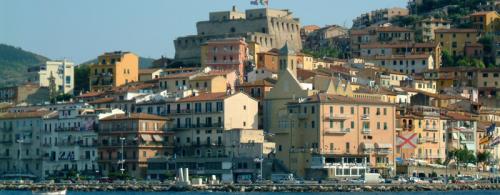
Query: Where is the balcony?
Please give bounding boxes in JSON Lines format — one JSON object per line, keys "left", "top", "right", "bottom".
{"left": 362, "top": 128, "right": 371, "bottom": 134}
{"left": 423, "top": 126, "right": 439, "bottom": 132}
{"left": 418, "top": 138, "right": 426, "bottom": 144}
{"left": 0, "top": 127, "right": 13, "bottom": 132}
{"left": 324, "top": 114, "right": 349, "bottom": 121}
{"left": 0, "top": 140, "right": 13, "bottom": 144}
{"left": 297, "top": 113, "right": 307, "bottom": 120}
{"left": 376, "top": 149, "right": 391, "bottom": 155}
{"left": 402, "top": 125, "right": 414, "bottom": 131}
{"left": 324, "top": 128, "right": 350, "bottom": 135}
{"left": 361, "top": 114, "right": 370, "bottom": 120}
{"left": 173, "top": 123, "right": 223, "bottom": 130}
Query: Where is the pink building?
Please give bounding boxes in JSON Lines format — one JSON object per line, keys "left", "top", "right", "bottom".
{"left": 202, "top": 38, "right": 248, "bottom": 80}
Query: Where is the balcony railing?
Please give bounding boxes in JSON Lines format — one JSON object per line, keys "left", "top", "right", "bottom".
{"left": 361, "top": 115, "right": 370, "bottom": 120}
{"left": 362, "top": 128, "right": 371, "bottom": 134}
{"left": 423, "top": 126, "right": 439, "bottom": 131}
{"left": 324, "top": 115, "right": 349, "bottom": 121}
{"left": 174, "top": 123, "right": 223, "bottom": 130}
{"left": 324, "top": 128, "right": 350, "bottom": 135}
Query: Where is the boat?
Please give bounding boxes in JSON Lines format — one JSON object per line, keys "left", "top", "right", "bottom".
{"left": 32, "top": 189, "right": 67, "bottom": 195}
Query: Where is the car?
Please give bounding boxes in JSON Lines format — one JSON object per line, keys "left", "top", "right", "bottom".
{"left": 455, "top": 176, "right": 476, "bottom": 184}
{"left": 349, "top": 178, "right": 365, "bottom": 184}
{"left": 409, "top": 177, "right": 421, "bottom": 183}
{"left": 430, "top": 177, "right": 444, "bottom": 184}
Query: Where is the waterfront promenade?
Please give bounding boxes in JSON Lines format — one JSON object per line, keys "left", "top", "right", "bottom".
{"left": 1, "top": 182, "right": 500, "bottom": 192}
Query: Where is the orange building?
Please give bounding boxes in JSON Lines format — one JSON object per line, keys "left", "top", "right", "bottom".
{"left": 97, "top": 113, "right": 173, "bottom": 179}
{"left": 89, "top": 51, "right": 139, "bottom": 91}
{"left": 201, "top": 38, "right": 248, "bottom": 79}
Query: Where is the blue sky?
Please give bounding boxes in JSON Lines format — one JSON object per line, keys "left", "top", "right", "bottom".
{"left": 0, "top": 0, "right": 407, "bottom": 63}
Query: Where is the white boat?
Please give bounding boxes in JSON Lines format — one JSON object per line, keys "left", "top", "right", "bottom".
{"left": 32, "top": 189, "right": 67, "bottom": 195}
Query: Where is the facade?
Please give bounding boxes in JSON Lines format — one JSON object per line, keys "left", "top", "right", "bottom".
{"left": 303, "top": 25, "right": 348, "bottom": 51}
{"left": 369, "top": 54, "right": 435, "bottom": 74}
{"left": 445, "top": 112, "right": 478, "bottom": 154}
{"left": 350, "top": 26, "right": 415, "bottom": 57}
{"left": 174, "top": 7, "right": 302, "bottom": 65}
{"left": 434, "top": 29, "right": 482, "bottom": 57}
{"left": 97, "top": 113, "right": 174, "bottom": 179}
{"left": 89, "top": 51, "right": 139, "bottom": 91}
{"left": 352, "top": 7, "right": 409, "bottom": 29}
{"left": 0, "top": 84, "right": 50, "bottom": 105}
{"left": 468, "top": 11, "right": 500, "bottom": 33}
{"left": 360, "top": 42, "right": 442, "bottom": 68}
{"left": 139, "top": 69, "right": 163, "bottom": 82}
{"left": 415, "top": 18, "right": 450, "bottom": 42}
{"left": 201, "top": 38, "right": 248, "bottom": 79}
{"left": 0, "top": 111, "right": 52, "bottom": 179}
{"left": 37, "top": 60, "right": 75, "bottom": 95}
{"left": 40, "top": 106, "right": 99, "bottom": 178}
{"left": 282, "top": 93, "right": 397, "bottom": 178}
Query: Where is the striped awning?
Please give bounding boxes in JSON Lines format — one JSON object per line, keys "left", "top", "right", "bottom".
{"left": 375, "top": 143, "right": 393, "bottom": 149}
{"left": 141, "top": 134, "right": 152, "bottom": 142}
{"left": 361, "top": 143, "right": 374, "bottom": 150}
{"left": 152, "top": 135, "right": 164, "bottom": 142}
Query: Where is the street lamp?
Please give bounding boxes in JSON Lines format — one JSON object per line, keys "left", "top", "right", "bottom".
{"left": 120, "top": 137, "right": 126, "bottom": 175}
{"left": 17, "top": 139, "right": 24, "bottom": 174}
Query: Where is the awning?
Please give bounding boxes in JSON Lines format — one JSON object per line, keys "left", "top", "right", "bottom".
{"left": 452, "top": 133, "right": 458, "bottom": 140}
{"left": 361, "top": 143, "right": 374, "bottom": 150}
{"left": 375, "top": 143, "right": 393, "bottom": 149}
{"left": 152, "top": 135, "right": 164, "bottom": 142}
{"left": 141, "top": 134, "right": 153, "bottom": 142}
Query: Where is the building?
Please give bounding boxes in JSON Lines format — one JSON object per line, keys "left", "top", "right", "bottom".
{"left": 0, "top": 83, "right": 50, "bottom": 105}
{"left": 352, "top": 7, "right": 409, "bottom": 29}
{"left": 174, "top": 7, "right": 302, "bottom": 65}
{"left": 415, "top": 18, "right": 451, "bottom": 42}
{"left": 434, "top": 29, "right": 481, "bottom": 57}
{"left": 369, "top": 54, "right": 435, "bottom": 74}
{"left": 282, "top": 93, "right": 397, "bottom": 179}
{"left": 89, "top": 51, "right": 139, "bottom": 91}
{"left": 468, "top": 11, "right": 500, "bottom": 33}
{"left": 36, "top": 60, "right": 75, "bottom": 95}
{"left": 350, "top": 26, "right": 415, "bottom": 57}
{"left": 139, "top": 69, "right": 163, "bottom": 82}
{"left": 97, "top": 113, "right": 174, "bottom": 179}
{"left": 360, "top": 42, "right": 442, "bottom": 69}
{"left": 40, "top": 106, "right": 99, "bottom": 178}
{"left": 156, "top": 69, "right": 238, "bottom": 94}
{"left": 397, "top": 106, "right": 446, "bottom": 164}
{"left": 445, "top": 112, "right": 478, "bottom": 154}
{"left": 303, "top": 25, "right": 349, "bottom": 51}
{"left": 201, "top": 38, "right": 249, "bottom": 78}
{"left": 147, "top": 128, "right": 275, "bottom": 182}
{"left": 236, "top": 79, "right": 275, "bottom": 129}
{"left": 0, "top": 110, "right": 53, "bottom": 179}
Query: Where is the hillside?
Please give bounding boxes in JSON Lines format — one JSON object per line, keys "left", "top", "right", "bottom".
{"left": 0, "top": 44, "right": 50, "bottom": 87}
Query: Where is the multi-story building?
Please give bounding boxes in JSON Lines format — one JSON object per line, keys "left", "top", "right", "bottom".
{"left": 434, "top": 29, "right": 482, "bottom": 57}
{"left": 0, "top": 83, "right": 50, "bottom": 105}
{"left": 369, "top": 54, "right": 435, "bottom": 74}
{"left": 360, "top": 42, "right": 442, "bottom": 68}
{"left": 444, "top": 112, "right": 478, "bottom": 154}
{"left": 350, "top": 26, "right": 415, "bottom": 57}
{"left": 40, "top": 106, "right": 99, "bottom": 178}
{"left": 97, "top": 113, "right": 174, "bottom": 179}
{"left": 174, "top": 7, "right": 302, "bottom": 65}
{"left": 415, "top": 18, "right": 450, "bottom": 42}
{"left": 35, "top": 60, "right": 75, "bottom": 95}
{"left": 397, "top": 106, "right": 446, "bottom": 164}
{"left": 352, "top": 7, "right": 409, "bottom": 29}
{"left": 236, "top": 79, "right": 275, "bottom": 129}
{"left": 468, "top": 11, "right": 500, "bottom": 33}
{"left": 201, "top": 38, "right": 249, "bottom": 79}
{"left": 138, "top": 68, "right": 163, "bottom": 82}
{"left": 156, "top": 69, "right": 238, "bottom": 94}
{"left": 89, "top": 51, "right": 139, "bottom": 91}
{"left": 0, "top": 110, "right": 52, "bottom": 179}
{"left": 303, "top": 25, "right": 348, "bottom": 51}
{"left": 281, "top": 93, "right": 397, "bottom": 178}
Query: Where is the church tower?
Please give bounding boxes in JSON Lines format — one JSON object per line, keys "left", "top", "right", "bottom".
{"left": 278, "top": 42, "right": 297, "bottom": 78}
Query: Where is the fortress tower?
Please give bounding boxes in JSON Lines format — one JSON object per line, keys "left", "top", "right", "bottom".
{"left": 174, "top": 6, "right": 303, "bottom": 65}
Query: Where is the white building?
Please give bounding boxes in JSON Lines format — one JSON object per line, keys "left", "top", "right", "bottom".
{"left": 40, "top": 105, "right": 102, "bottom": 178}
{"left": 38, "top": 60, "right": 75, "bottom": 95}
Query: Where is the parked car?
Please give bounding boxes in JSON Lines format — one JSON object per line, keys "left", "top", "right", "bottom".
{"left": 455, "top": 176, "right": 476, "bottom": 184}
{"left": 430, "top": 177, "right": 444, "bottom": 184}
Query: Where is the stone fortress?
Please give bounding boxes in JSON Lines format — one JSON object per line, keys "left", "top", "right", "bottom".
{"left": 174, "top": 6, "right": 303, "bottom": 65}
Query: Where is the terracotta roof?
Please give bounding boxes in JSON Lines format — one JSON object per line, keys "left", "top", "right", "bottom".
{"left": 372, "top": 54, "right": 431, "bottom": 60}
{"left": 302, "top": 25, "right": 320, "bottom": 31}
{"left": 375, "top": 26, "right": 413, "bottom": 32}
{"left": 163, "top": 67, "right": 199, "bottom": 72}
{"left": 470, "top": 11, "right": 499, "bottom": 16}
{"left": 238, "top": 79, "right": 275, "bottom": 87}
{"left": 88, "top": 97, "right": 114, "bottom": 104}
{"left": 435, "top": 28, "right": 479, "bottom": 33}
{"left": 360, "top": 42, "right": 438, "bottom": 49}
{"left": 160, "top": 72, "right": 197, "bottom": 79}
{"left": 297, "top": 68, "right": 321, "bottom": 80}
{"left": 77, "top": 91, "right": 104, "bottom": 98}
{"left": 350, "top": 29, "right": 369, "bottom": 35}
{"left": 176, "top": 92, "right": 229, "bottom": 103}
{"left": 139, "top": 68, "right": 161, "bottom": 74}
{"left": 0, "top": 110, "right": 53, "bottom": 119}
{"left": 302, "top": 93, "right": 394, "bottom": 105}
{"left": 101, "top": 113, "right": 168, "bottom": 121}
{"left": 420, "top": 18, "right": 450, "bottom": 23}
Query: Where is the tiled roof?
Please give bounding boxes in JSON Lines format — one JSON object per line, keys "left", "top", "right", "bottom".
{"left": 435, "top": 28, "right": 479, "bottom": 33}
{"left": 303, "top": 93, "right": 394, "bottom": 105}
{"left": 139, "top": 68, "right": 161, "bottom": 74}
{"left": 446, "top": 112, "right": 475, "bottom": 121}
{"left": 238, "top": 79, "right": 275, "bottom": 87}
{"left": 0, "top": 110, "right": 53, "bottom": 119}
{"left": 372, "top": 54, "right": 431, "bottom": 60}
{"left": 88, "top": 97, "right": 114, "bottom": 104}
{"left": 159, "top": 72, "right": 197, "bottom": 79}
{"left": 360, "top": 42, "right": 438, "bottom": 49}
{"left": 375, "top": 26, "right": 413, "bottom": 32}
{"left": 176, "top": 92, "right": 229, "bottom": 103}
{"left": 470, "top": 11, "right": 499, "bottom": 16}
{"left": 77, "top": 91, "right": 104, "bottom": 98}
{"left": 101, "top": 113, "right": 168, "bottom": 121}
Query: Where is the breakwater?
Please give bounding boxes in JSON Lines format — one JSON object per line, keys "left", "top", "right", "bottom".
{"left": 1, "top": 183, "right": 500, "bottom": 192}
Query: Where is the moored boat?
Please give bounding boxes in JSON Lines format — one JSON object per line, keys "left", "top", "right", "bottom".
{"left": 32, "top": 189, "right": 67, "bottom": 195}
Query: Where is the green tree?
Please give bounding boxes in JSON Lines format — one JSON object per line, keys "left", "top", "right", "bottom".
{"left": 453, "top": 148, "right": 476, "bottom": 169}
{"left": 74, "top": 65, "right": 90, "bottom": 95}
{"left": 441, "top": 50, "right": 454, "bottom": 67}
{"left": 477, "top": 151, "right": 492, "bottom": 170}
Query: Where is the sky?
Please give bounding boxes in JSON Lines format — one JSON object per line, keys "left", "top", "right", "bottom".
{"left": 0, "top": 0, "right": 407, "bottom": 63}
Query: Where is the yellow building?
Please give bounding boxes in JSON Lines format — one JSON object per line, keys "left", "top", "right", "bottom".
{"left": 435, "top": 29, "right": 481, "bottom": 57}
{"left": 469, "top": 11, "right": 500, "bottom": 33}
{"left": 89, "top": 51, "right": 139, "bottom": 91}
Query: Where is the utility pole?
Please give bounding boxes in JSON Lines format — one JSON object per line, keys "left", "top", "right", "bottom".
{"left": 120, "top": 137, "right": 126, "bottom": 175}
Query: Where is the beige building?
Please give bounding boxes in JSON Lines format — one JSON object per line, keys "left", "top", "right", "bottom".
{"left": 139, "top": 69, "right": 163, "bottom": 82}
{"left": 89, "top": 51, "right": 139, "bottom": 91}
{"left": 435, "top": 29, "right": 481, "bottom": 57}
{"left": 415, "top": 18, "right": 451, "bottom": 42}
{"left": 37, "top": 60, "right": 75, "bottom": 95}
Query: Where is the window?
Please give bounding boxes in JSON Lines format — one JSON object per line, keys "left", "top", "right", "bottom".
{"left": 383, "top": 108, "right": 387, "bottom": 115}
{"left": 311, "top": 106, "right": 315, "bottom": 114}
{"left": 384, "top": 122, "right": 388, "bottom": 130}
{"left": 311, "top": 121, "right": 315, "bottom": 128}
{"left": 340, "top": 107, "right": 344, "bottom": 114}
{"left": 329, "top": 106, "right": 333, "bottom": 114}
{"left": 351, "top": 121, "right": 355, "bottom": 129}
{"left": 346, "top": 142, "right": 350, "bottom": 153}
{"left": 377, "top": 122, "right": 381, "bottom": 129}
{"left": 351, "top": 107, "right": 354, "bottom": 114}
{"left": 65, "top": 76, "right": 71, "bottom": 84}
